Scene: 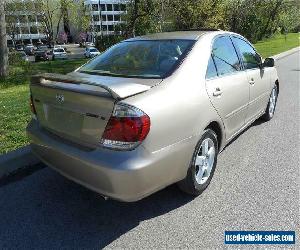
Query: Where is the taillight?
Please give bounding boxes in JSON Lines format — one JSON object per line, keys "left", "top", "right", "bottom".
{"left": 100, "top": 103, "right": 150, "bottom": 150}
{"left": 30, "top": 94, "right": 36, "bottom": 115}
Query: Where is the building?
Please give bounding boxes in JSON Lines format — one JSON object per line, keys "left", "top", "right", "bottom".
{"left": 5, "top": 0, "right": 47, "bottom": 46}
{"left": 84, "top": 0, "right": 127, "bottom": 41}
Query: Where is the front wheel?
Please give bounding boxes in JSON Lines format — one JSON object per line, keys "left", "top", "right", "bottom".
{"left": 262, "top": 85, "right": 278, "bottom": 121}
{"left": 178, "top": 129, "right": 218, "bottom": 196}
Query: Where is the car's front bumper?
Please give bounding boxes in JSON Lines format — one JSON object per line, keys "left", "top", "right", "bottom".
{"left": 27, "top": 120, "right": 195, "bottom": 202}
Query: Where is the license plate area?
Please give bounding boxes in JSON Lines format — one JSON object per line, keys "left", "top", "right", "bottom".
{"left": 40, "top": 104, "right": 83, "bottom": 138}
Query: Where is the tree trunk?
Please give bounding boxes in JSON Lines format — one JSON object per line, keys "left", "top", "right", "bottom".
{"left": 0, "top": 1, "right": 8, "bottom": 77}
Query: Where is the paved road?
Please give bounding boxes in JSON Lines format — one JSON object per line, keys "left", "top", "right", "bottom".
{"left": 0, "top": 52, "right": 299, "bottom": 249}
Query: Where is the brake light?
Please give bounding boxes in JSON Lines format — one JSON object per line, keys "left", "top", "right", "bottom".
{"left": 30, "top": 94, "right": 36, "bottom": 115}
{"left": 100, "top": 103, "right": 150, "bottom": 150}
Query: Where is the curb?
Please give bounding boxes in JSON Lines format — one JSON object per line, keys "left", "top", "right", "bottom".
{"left": 0, "top": 145, "right": 40, "bottom": 179}
{"left": 272, "top": 46, "right": 300, "bottom": 60}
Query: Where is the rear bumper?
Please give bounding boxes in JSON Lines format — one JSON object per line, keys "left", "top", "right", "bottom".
{"left": 54, "top": 54, "right": 67, "bottom": 59}
{"left": 26, "top": 120, "right": 195, "bottom": 202}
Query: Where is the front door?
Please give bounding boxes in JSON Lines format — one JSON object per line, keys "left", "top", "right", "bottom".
{"left": 231, "top": 36, "right": 270, "bottom": 123}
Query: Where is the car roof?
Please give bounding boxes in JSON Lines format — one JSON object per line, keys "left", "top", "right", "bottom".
{"left": 125, "top": 30, "right": 222, "bottom": 41}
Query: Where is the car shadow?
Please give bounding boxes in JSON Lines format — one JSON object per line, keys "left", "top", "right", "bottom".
{"left": 0, "top": 167, "right": 194, "bottom": 249}
{"left": 221, "top": 117, "right": 266, "bottom": 152}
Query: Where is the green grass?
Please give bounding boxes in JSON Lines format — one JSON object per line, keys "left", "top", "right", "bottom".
{"left": 254, "top": 33, "right": 300, "bottom": 58}
{"left": 0, "top": 85, "right": 31, "bottom": 154}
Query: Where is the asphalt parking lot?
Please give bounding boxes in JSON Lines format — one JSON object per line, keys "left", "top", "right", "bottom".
{"left": 0, "top": 52, "right": 299, "bottom": 249}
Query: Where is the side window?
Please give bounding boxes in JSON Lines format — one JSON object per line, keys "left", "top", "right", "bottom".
{"left": 206, "top": 55, "right": 218, "bottom": 79}
{"left": 232, "top": 37, "right": 261, "bottom": 70}
{"left": 211, "top": 36, "right": 240, "bottom": 76}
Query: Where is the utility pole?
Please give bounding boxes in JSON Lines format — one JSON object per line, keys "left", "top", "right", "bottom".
{"left": 0, "top": 0, "right": 8, "bottom": 77}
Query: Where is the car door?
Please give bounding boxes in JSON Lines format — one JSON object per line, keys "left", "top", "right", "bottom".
{"left": 206, "top": 35, "right": 250, "bottom": 140}
{"left": 231, "top": 36, "right": 270, "bottom": 123}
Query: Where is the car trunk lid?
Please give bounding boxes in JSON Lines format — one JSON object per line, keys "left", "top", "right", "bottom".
{"left": 30, "top": 72, "right": 161, "bottom": 148}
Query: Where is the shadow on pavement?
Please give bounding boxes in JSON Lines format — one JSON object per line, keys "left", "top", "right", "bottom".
{"left": 0, "top": 167, "right": 194, "bottom": 249}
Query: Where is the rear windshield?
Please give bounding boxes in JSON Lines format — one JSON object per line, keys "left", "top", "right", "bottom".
{"left": 54, "top": 49, "right": 65, "bottom": 53}
{"left": 79, "top": 39, "right": 195, "bottom": 78}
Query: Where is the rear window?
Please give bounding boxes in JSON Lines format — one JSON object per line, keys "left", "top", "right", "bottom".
{"left": 211, "top": 36, "right": 240, "bottom": 76}
{"left": 79, "top": 39, "right": 195, "bottom": 78}
{"left": 54, "top": 49, "right": 65, "bottom": 53}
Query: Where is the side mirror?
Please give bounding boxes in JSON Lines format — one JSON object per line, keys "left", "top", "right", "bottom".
{"left": 263, "top": 57, "right": 275, "bottom": 68}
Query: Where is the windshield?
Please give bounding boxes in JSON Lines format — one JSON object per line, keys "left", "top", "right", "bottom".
{"left": 79, "top": 39, "right": 195, "bottom": 78}
{"left": 54, "top": 49, "right": 65, "bottom": 53}
{"left": 90, "top": 48, "right": 98, "bottom": 52}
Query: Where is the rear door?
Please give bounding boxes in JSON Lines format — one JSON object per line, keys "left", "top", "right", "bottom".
{"left": 231, "top": 36, "right": 270, "bottom": 123}
{"left": 206, "top": 35, "right": 250, "bottom": 140}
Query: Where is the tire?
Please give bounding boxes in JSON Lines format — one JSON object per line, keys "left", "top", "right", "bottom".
{"left": 178, "top": 129, "right": 218, "bottom": 196}
{"left": 262, "top": 84, "right": 278, "bottom": 121}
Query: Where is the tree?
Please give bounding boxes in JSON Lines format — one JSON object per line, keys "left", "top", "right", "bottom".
{"left": 5, "top": 14, "right": 19, "bottom": 47}
{"left": 0, "top": 0, "right": 8, "bottom": 77}
{"left": 4, "top": 0, "right": 21, "bottom": 47}
{"left": 121, "top": 0, "right": 162, "bottom": 38}
{"left": 31, "top": 0, "right": 74, "bottom": 44}
{"left": 68, "top": 0, "right": 91, "bottom": 42}
{"left": 167, "top": 0, "right": 225, "bottom": 31}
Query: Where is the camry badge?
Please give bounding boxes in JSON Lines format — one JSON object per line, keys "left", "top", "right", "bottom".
{"left": 55, "top": 94, "right": 64, "bottom": 104}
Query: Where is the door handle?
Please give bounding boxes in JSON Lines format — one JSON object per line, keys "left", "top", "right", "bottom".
{"left": 249, "top": 78, "right": 255, "bottom": 85}
{"left": 213, "top": 88, "right": 222, "bottom": 97}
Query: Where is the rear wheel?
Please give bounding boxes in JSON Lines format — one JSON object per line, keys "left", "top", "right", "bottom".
{"left": 262, "top": 85, "right": 278, "bottom": 121}
{"left": 178, "top": 129, "right": 218, "bottom": 196}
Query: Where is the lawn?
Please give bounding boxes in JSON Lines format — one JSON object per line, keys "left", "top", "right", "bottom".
{"left": 254, "top": 33, "right": 300, "bottom": 58}
{"left": 0, "top": 85, "right": 31, "bottom": 154}
{"left": 0, "top": 33, "right": 299, "bottom": 154}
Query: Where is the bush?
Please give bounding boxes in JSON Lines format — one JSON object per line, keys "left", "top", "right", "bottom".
{"left": 0, "top": 52, "right": 32, "bottom": 88}
{"left": 95, "top": 35, "right": 125, "bottom": 52}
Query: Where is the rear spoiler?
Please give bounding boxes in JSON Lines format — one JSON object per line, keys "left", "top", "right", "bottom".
{"left": 31, "top": 73, "right": 151, "bottom": 99}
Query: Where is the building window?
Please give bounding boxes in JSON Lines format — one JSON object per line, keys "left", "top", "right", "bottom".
{"left": 93, "top": 15, "right": 99, "bottom": 22}
{"left": 102, "top": 25, "right": 107, "bottom": 31}
{"left": 34, "top": 2, "right": 42, "bottom": 10}
{"left": 94, "top": 25, "right": 100, "bottom": 32}
{"left": 28, "top": 15, "right": 36, "bottom": 23}
{"left": 113, "top": 4, "right": 120, "bottom": 11}
{"left": 120, "top": 4, "right": 126, "bottom": 11}
{"left": 24, "top": 1, "right": 34, "bottom": 11}
{"left": 21, "top": 27, "right": 29, "bottom": 34}
{"left": 18, "top": 15, "right": 27, "bottom": 23}
{"left": 101, "top": 15, "right": 107, "bottom": 21}
{"left": 106, "top": 4, "right": 112, "bottom": 11}
{"left": 5, "top": 3, "right": 15, "bottom": 11}
{"left": 30, "top": 26, "right": 38, "bottom": 34}
{"left": 107, "top": 15, "right": 113, "bottom": 21}
{"left": 108, "top": 25, "right": 114, "bottom": 31}
{"left": 100, "top": 4, "right": 105, "bottom": 11}
{"left": 114, "top": 15, "right": 120, "bottom": 21}
{"left": 5, "top": 15, "right": 16, "bottom": 23}
{"left": 92, "top": 4, "right": 98, "bottom": 11}
{"left": 37, "top": 15, "right": 44, "bottom": 22}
